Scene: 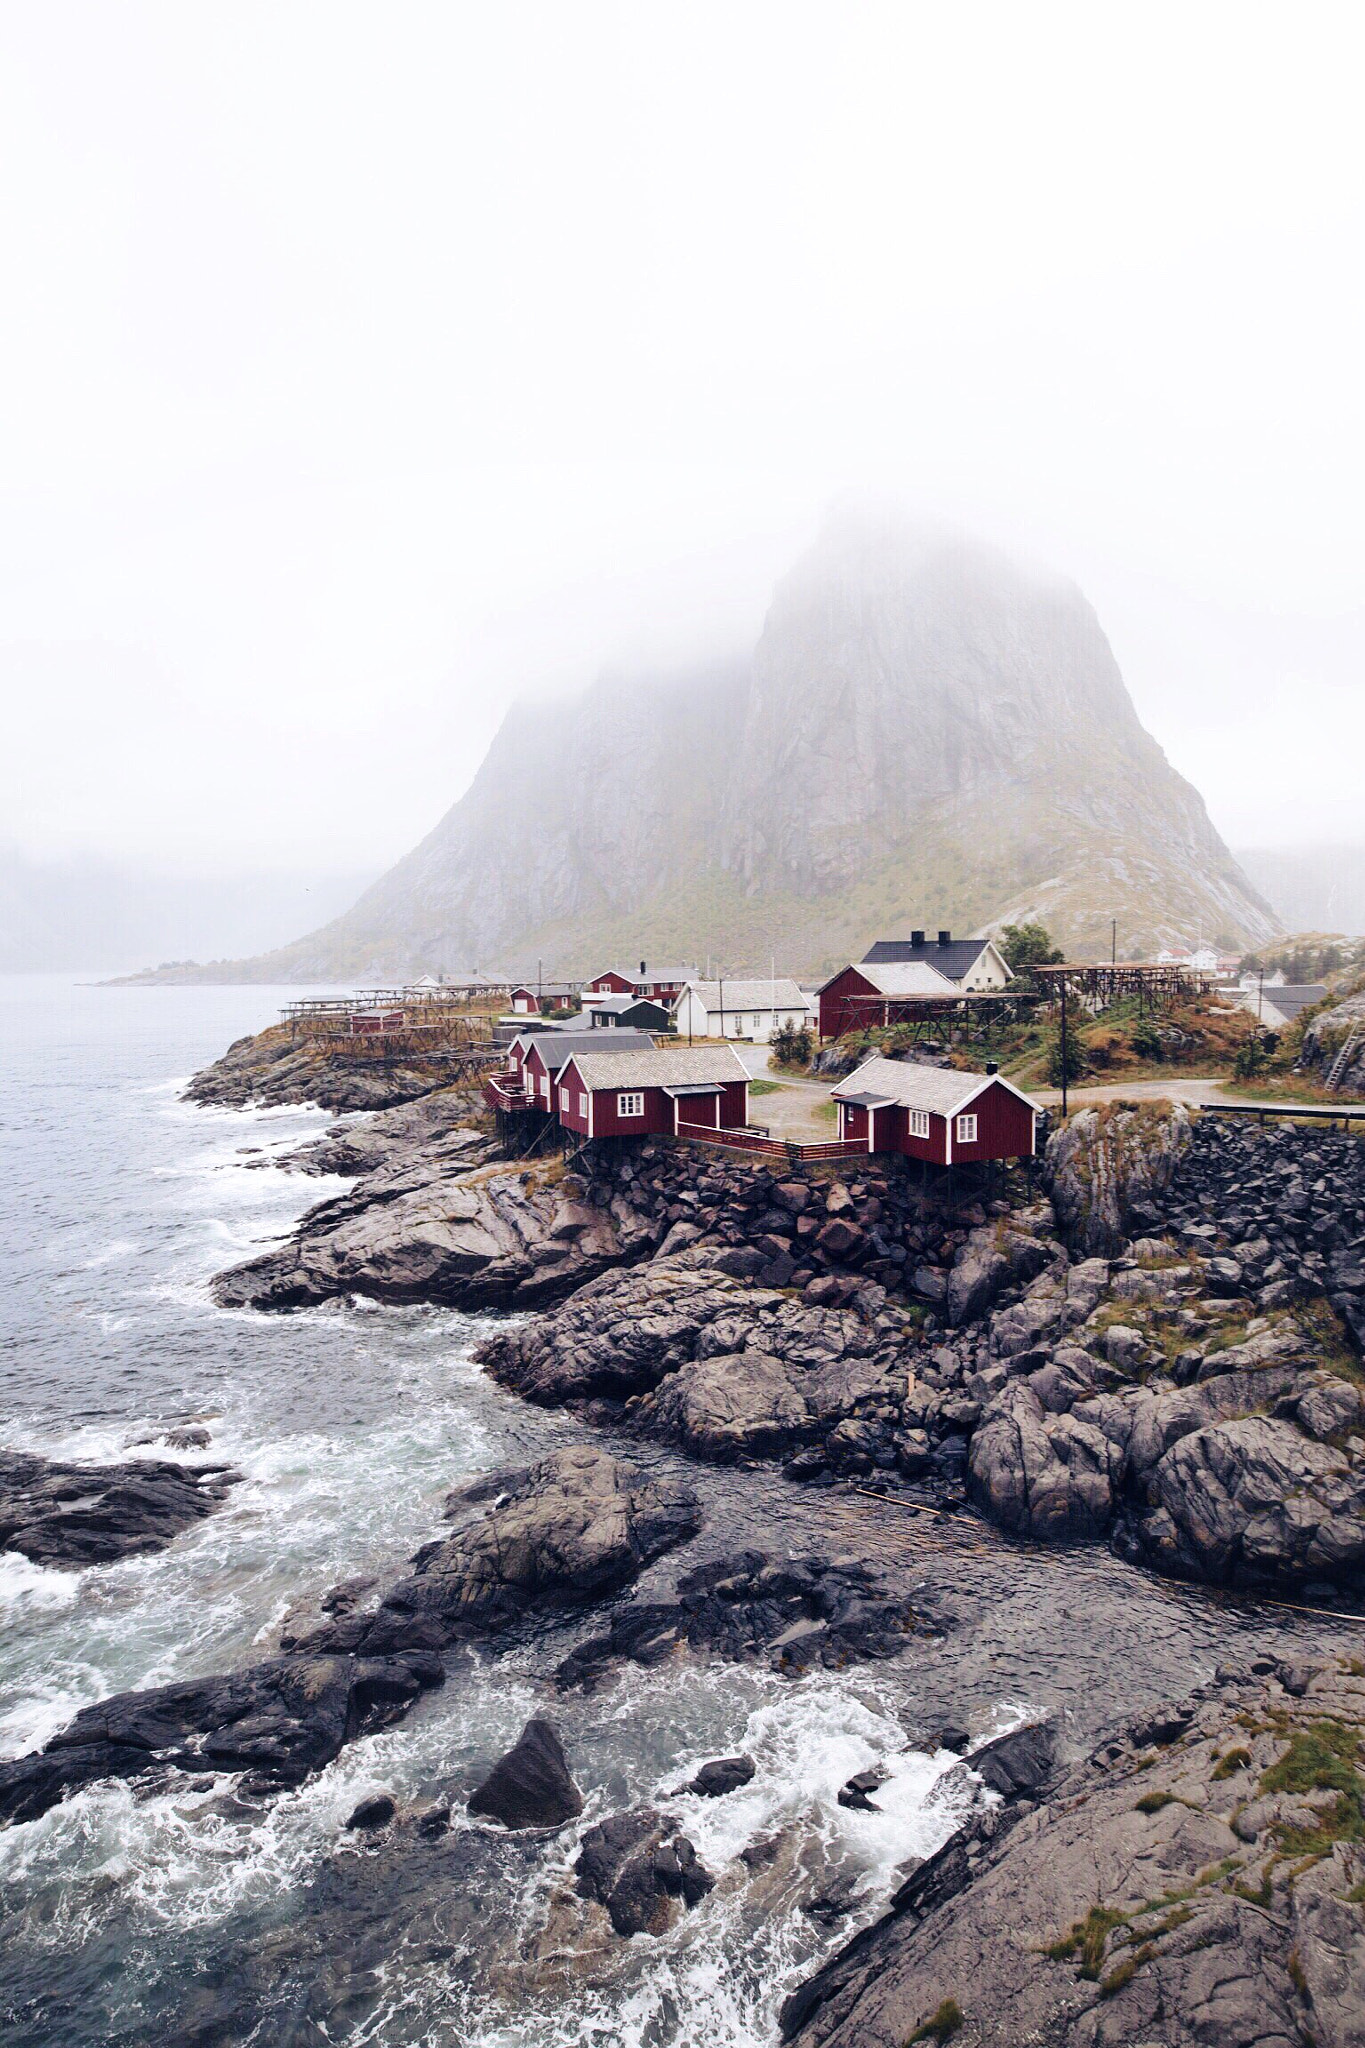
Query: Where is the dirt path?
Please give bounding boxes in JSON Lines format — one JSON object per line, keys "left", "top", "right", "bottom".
{"left": 1037, "top": 1073, "right": 1365, "bottom": 1114}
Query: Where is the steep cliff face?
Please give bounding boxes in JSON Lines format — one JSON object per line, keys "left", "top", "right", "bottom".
{"left": 168, "top": 515, "right": 1276, "bottom": 982}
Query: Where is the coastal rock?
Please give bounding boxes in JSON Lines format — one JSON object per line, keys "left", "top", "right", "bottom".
{"left": 1, "top": 1451, "right": 697, "bottom": 1830}
{"left": 966, "top": 1384, "right": 1123, "bottom": 1540}
{"left": 575, "top": 1808, "right": 713, "bottom": 1936}
{"left": 1046, "top": 1100, "right": 1192, "bottom": 1256}
{"left": 466, "top": 1716, "right": 583, "bottom": 1830}
{"left": 686, "top": 1754, "right": 757, "bottom": 1797}
{"left": 212, "top": 1158, "right": 648, "bottom": 1313}
{"left": 0, "top": 1649, "right": 443, "bottom": 1827}
{"left": 556, "top": 1550, "right": 943, "bottom": 1689}
{"left": 186, "top": 1023, "right": 450, "bottom": 1112}
{"left": 279, "top": 1086, "right": 495, "bottom": 1176}
{"left": 299, "top": 1448, "right": 702, "bottom": 1656}
{"left": 782, "top": 1661, "right": 1365, "bottom": 2047}
{"left": 0, "top": 1448, "right": 241, "bottom": 1567}
{"left": 945, "top": 1213, "right": 1056, "bottom": 1326}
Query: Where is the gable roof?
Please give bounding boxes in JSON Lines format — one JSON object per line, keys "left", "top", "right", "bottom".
{"left": 681, "top": 978, "right": 810, "bottom": 1011}
{"left": 816, "top": 961, "right": 958, "bottom": 997}
{"left": 509, "top": 980, "right": 579, "bottom": 998}
{"left": 587, "top": 993, "right": 672, "bottom": 1016}
{"left": 561, "top": 1045, "right": 750, "bottom": 1092}
{"left": 521, "top": 1029, "right": 657, "bottom": 1074}
{"left": 589, "top": 963, "right": 698, "bottom": 985}
{"left": 831, "top": 1055, "right": 1041, "bottom": 1117}
{"left": 861, "top": 936, "right": 1001, "bottom": 983}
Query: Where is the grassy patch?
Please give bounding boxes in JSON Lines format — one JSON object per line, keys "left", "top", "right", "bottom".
{"left": 1135, "top": 1789, "right": 1177, "bottom": 1813}
{"left": 747, "top": 1077, "right": 783, "bottom": 1097}
{"left": 1260, "top": 1720, "right": 1365, "bottom": 1858}
{"left": 1044, "top": 1906, "right": 1129, "bottom": 1978}
{"left": 812, "top": 1100, "right": 837, "bottom": 1124}
{"left": 906, "top": 1998, "right": 964, "bottom": 2044}
{"left": 1101, "top": 1943, "right": 1155, "bottom": 1997}
{"left": 1212, "top": 1748, "right": 1252, "bottom": 1781}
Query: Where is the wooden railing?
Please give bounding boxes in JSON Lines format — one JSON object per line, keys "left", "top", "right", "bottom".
{"left": 676, "top": 1122, "right": 868, "bottom": 1162}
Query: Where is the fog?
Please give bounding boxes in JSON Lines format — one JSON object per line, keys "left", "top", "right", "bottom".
{"left": 2, "top": 2, "right": 1363, "bottom": 911}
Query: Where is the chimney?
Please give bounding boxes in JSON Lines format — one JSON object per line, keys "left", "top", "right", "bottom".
{"left": 938, "top": 929, "right": 951, "bottom": 946}
{"left": 986, "top": 1060, "right": 999, "bottom": 1075}
{"left": 640, "top": 960, "right": 646, "bottom": 975}
{"left": 911, "top": 929, "right": 925, "bottom": 946}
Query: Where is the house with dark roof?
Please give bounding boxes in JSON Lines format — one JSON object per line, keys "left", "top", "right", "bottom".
{"left": 552, "top": 1045, "right": 750, "bottom": 1139}
{"left": 861, "top": 929, "right": 1011, "bottom": 990}
{"left": 585, "top": 993, "right": 674, "bottom": 1031}
{"left": 511, "top": 1029, "right": 658, "bottom": 1112}
{"left": 831, "top": 1056, "right": 1040, "bottom": 1164}
{"left": 1233, "top": 982, "right": 1327, "bottom": 1032}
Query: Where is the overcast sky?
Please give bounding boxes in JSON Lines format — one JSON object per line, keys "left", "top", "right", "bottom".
{"left": 2, "top": 1, "right": 1362, "bottom": 880}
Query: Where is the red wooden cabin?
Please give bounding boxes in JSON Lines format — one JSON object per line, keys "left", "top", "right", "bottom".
{"left": 830, "top": 1057, "right": 1040, "bottom": 1164}
{"left": 552, "top": 1046, "right": 749, "bottom": 1139}
{"left": 508, "top": 983, "right": 579, "bottom": 1015}
{"left": 516, "top": 1029, "right": 657, "bottom": 1110}
{"left": 816, "top": 962, "right": 957, "bottom": 1039}
{"left": 584, "top": 961, "right": 697, "bottom": 1005}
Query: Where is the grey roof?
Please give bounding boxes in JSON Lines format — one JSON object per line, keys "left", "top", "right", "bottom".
{"left": 679, "top": 978, "right": 810, "bottom": 1011}
{"left": 591, "top": 963, "right": 698, "bottom": 984}
{"left": 587, "top": 993, "right": 671, "bottom": 1017}
{"left": 861, "top": 936, "right": 998, "bottom": 983}
{"left": 520, "top": 1029, "right": 656, "bottom": 1074}
{"left": 509, "top": 980, "right": 579, "bottom": 997}
{"left": 832, "top": 961, "right": 959, "bottom": 998}
{"left": 563, "top": 1045, "right": 750, "bottom": 1091}
{"left": 1239, "top": 984, "right": 1327, "bottom": 1024}
{"left": 831, "top": 1055, "right": 1040, "bottom": 1116}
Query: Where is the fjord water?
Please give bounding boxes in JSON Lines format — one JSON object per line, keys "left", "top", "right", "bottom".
{"left": 0, "top": 975, "right": 1344, "bottom": 2047}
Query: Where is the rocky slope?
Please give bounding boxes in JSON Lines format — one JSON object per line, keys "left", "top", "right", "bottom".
{"left": 137, "top": 512, "right": 1276, "bottom": 982}
{"left": 783, "top": 1655, "right": 1365, "bottom": 2048}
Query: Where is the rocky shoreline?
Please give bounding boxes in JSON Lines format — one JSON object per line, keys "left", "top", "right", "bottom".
{"left": 8, "top": 1024, "right": 1365, "bottom": 2044}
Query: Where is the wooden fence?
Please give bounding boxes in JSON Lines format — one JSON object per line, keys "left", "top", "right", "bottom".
{"left": 676, "top": 1122, "right": 868, "bottom": 1163}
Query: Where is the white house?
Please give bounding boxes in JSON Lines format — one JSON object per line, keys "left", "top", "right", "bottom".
{"left": 672, "top": 977, "right": 812, "bottom": 1043}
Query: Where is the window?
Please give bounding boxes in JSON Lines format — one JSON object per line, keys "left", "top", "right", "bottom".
{"left": 910, "top": 1108, "right": 930, "bottom": 1138}
{"left": 559, "top": 1085, "right": 570, "bottom": 1112}
{"left": 579, "top": 1093, "right": 588, "bottom": 1117}
{"left": 617, "top": 1091, "right": 645, "bottom": 1118}
{"left": 956, "top": 1113, "right": 978, "bottom": 1143}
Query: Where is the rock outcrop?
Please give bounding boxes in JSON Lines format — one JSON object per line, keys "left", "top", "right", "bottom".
{"left": 783, "top": 1659, "right": 1365, "bottom": 2048}
{"left": 185, "top": 1022, "right": 455, "bottom": 1112}
{"left": 575, "top": 1807, "right": 714, "bottom": 1936}
{"left": 0, "top": 1450, "right": 699, "bottom": 1829}
{"left": 0, "top": 1449, "right": 241, "bottom": 1567}
{"left": 466, "top": 1716, "right": 583, "bottom": 1830}
{"left": 278, "top": 1086, "right": 495, "bottom": 1176}
{"left": 1046, "top": 1099, "right": 1193, "bottom": 1256}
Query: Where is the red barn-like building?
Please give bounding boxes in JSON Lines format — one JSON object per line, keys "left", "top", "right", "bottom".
{"left": 517, "top": 1029, "right": 656, "bottom": 1109}
{"left": 831, "top": 1057, "right": 1040, "bottom": 1164}
{"left": 816, "top": 962, "right": 958, "bottom": 1039}
{"left": 553, "top": 1046, "right": 749, "bottom": 1139}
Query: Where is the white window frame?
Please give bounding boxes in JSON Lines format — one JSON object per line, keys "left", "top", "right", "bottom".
{"left": 956, "top": 1112, "right": 978, "bottom": 1143}
{"left": 559, "top": 1085, "right": 571, "bottom": 1112}
{"left": 617, "top": 1090, "right": 645, "bottom": 1118}
{"left": 910, "top": 1108, "right": 930, "bottom": 1138}
{"left": 579, "top": 1092, "right": 588, "bottom": 1117}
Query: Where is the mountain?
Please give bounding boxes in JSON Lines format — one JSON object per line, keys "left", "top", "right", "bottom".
{"left": 131, "top": 514, "right": 1279, "bottom": 982}
{"left": 1232, "top": 846, "right": 1365, "bottom": 939}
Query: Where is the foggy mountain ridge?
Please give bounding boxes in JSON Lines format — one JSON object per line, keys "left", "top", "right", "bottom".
{"left": 0, "top": 850, "right": 374, "bottom": 974}
{"left": 1233, "top": 845, "right": 1365, "bottom": 940}
{"left": 121, "top": 517, "right": 1280, "bottom": 983}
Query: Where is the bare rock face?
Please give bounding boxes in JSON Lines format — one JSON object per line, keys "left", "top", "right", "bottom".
{"left": 296, "top": 1448, "right": 702, "bottom": 1657}
{"left": 279, "top": 1087, "right": 494, "bottom": 1176}
{"left": 185, "top": 1025, "right": 450, "bottom": 1112}
{"left": 212, "top": 1158, "right": 649, "bottom": 1313}
{"left": 1046, "top": 1100, "right": 1193, "bottom": 1256}
{"left": 466, "top": 1716, "right": 582, "bottom": 1830}
{"left": 575, "top": 1808, "right": 714, "bottom": 1936}
{"left": 783, "top": 1660, "right": 1365, "bottom": 2048}
{"left": 0, "top": 1448, "right": 241, "bottom": 1567}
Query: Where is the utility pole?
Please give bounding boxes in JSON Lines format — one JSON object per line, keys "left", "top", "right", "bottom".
{"left": 718, "top": 972, "right": 725, "bottom": 1043}
{"left": 1111, "top": 919, "right": 1117, "bottom": 967}
{"left": 1258, "top": 968, "right": 1265, "bottom": 1025}
{"left": 1060, "top": 980, "right": 1070, "bottom": 1119}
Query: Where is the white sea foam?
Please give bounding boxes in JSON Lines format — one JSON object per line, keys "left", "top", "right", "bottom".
{"left": 0, "top": 1551, "right": 82, "bottom": 1614}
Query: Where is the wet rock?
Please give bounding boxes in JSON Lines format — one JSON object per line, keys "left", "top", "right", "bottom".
{"left": 280, "top": 1087, "right": 495, "bottom": 1177}
{"left": 466, "top": 1716, "right": 582, "bottom": 1830}
{"left": 0, "top": 1448, "right": 242, "bottom": 1567}
{"left": 967, "top": 1716, "right": 1057, "bottom": 1798}
{"left": 837, "top": 1768, "right": 885, "bottom": 1811}
{"left": 575, "top": 1808, "right": 713, "bottom": 1936}
{"left": 686, "top": 1754, "right": 756, "bottom": 1798}
{"left": 186, "top": 1024, "right": 451, "bottom": 1112}
{"left": 556, "top": 1550, "right": 942, "bottom": 1689}
{"left": 0, "top": 1649, "right": 443, "bottom": 1826}
{"left": 304, "top": 1448, "right": 702, "bottom": 1655}
{"left": 966, "top": 1383, "right": 1122, "bottom": 1540}
{"left": 782, "top": 1663, "right": 1365, "bottom": 2048}
{"left": 345, "top": 1793, "right": 396, "bottom": 1829}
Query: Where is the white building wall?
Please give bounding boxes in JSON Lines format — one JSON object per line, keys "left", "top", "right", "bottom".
{"left": 672, "top": 991, "right": 811, "bottom": 1042}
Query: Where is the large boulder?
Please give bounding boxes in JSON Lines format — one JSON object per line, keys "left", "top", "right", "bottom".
{"left": 466, "top": 1716, "right": 582, "bottom": 1829}
{"left": 0, "top": 1448, "right": 241, "bottom": 1567}
{"left": 633, "top": 1345, "right": 814, "bottom": 1460}
{"left": 575, "top": 1808, "right": 714, "bottom": 1935}
{"left": 967, "top": 1383, "right": 1122, "bottom": 1540}
{"left": 945, "top": 1213, "right": 1057, "bottom": 1326}
{"left": 1046, "top": 1100, "right": 1192, "bottom": 1256}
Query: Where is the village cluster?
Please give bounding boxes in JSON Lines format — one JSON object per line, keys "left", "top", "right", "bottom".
{"left": 283, "top": 929, "right": 1333, "bottom": 1174}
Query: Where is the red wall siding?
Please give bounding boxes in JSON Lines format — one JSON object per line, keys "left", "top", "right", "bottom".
{"left": 718, "top": 1080, "right": 748, "bottom": 1128}
{"left": 587, "top": 971, "right": 633, "bottom": 995}
{"left": 840, "top": 1101, "right": 869, "bottom": 1145}
{"left": 948, "top": 1081, "right": 1037, "bottom": 1162}
{"left": 819, "top": 967, "right": 879, "bottom": 1040}
{"left": 590, "top": 1083, "right": 676, "bottom": 1137}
